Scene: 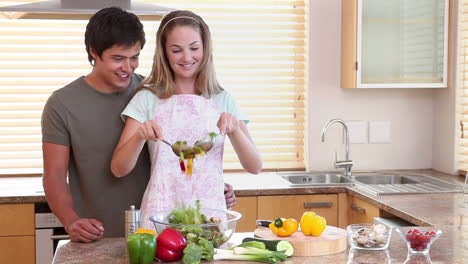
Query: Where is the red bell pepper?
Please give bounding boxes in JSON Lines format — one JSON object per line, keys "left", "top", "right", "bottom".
{"left": 156, "top": 228, "right": 187, "bottom": 261}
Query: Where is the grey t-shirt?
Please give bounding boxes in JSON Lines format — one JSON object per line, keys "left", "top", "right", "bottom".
{"left": 41, "top": 75, "right": 150, "bottom": 237}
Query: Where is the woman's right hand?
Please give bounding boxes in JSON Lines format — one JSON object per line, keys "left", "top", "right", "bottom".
{"left": 111, "top": 118, "right": 163, "bottom": 177}
{"left": 136, "top": 120, "right": 163, "bottom": 141}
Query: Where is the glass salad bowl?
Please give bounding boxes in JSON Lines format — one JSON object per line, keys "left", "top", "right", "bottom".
{"left": 149, "top": 208, "right": 242, "bottom": 248}
{"left": 396, "top": 227, "right": 442, "bottom": 255}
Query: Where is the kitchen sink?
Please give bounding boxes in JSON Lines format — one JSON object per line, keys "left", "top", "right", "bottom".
{"left": 279, "top": 172, "right": 353, "bottom": 187}
{"left": 278, "top": 171, "right": 463, "bottom": 195}
{"left": 351, "top": 173, "right": 463, "bottom": 195}
{"left": 353, "top": 174, "right": 420, "bottom": 185}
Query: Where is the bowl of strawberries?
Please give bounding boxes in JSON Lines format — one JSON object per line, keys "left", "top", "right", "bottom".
{"left": 396, "top": 227, "right": 442, "bottom": 254}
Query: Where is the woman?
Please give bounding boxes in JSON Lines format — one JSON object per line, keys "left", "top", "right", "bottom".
{"left": 111, "top": 10, "right": 262, "bottom": 228}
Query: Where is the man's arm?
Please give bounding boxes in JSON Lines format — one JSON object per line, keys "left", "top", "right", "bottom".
{"left": 42, "top": 142, "right": 104, "bottom": 243}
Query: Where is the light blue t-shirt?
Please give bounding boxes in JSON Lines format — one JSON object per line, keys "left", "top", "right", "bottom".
{"left": 122, "top": 89, "right": 248, "bottom": 124}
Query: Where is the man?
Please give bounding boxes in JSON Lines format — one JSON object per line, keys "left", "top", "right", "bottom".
{"left": 41, "top": 7, "right": 236, "bottom": 243}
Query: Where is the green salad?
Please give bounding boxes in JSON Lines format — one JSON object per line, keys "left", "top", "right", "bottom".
{"left": 167, "top": 200, "right": 229, "bottom": 248}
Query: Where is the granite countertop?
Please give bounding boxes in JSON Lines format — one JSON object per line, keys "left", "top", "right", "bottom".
{"left": 1, "top": 169, "right": 467, "bottom": 263}
{"left": 53, "top": 225, "right": 465, "bottom": 264}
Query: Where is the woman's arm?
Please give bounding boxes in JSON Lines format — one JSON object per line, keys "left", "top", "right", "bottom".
{"left": 111, "top": 118, "right": 162, "bottom": 177}
{"left": 218, "top": 113, "right": 262, "bottom": 174}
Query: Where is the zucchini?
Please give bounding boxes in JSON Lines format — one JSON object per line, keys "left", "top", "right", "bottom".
{"left": 242, "top": 237, "right": 294, "bottom": 257}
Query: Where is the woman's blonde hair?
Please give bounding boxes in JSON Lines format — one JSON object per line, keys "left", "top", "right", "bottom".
{"left": 138, "top": 10, "right": 223, "bottom": 98}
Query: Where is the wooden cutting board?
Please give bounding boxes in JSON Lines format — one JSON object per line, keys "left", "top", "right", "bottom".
{"left": 254, "top": 226, "right": 348, "bottom": 256}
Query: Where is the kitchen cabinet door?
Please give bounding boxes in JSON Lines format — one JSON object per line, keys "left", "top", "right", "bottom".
{"left": 0, "top": 236, "right": 35, "bottom": 264}
{"left": 232, "top": 196, "right": 257, "bottom": 232}
{"left": 341, "top": 0, "right": 451, "bottom": 88}
{"left": 350, "top": 196, "right": 380, "bottom": 224}
{"left": 0, "top": 203, "right": 35, "bottom": 263}
{"left": 0, "top": 203, "right": 34, "bottom": 236}
{"left": 257, "top": 194, "right": 338, "bottom": 226}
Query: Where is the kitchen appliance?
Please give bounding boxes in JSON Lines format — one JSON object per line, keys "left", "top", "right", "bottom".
{"left": 0, "top": 0, "right": 174, "bottom": 18}
{"left": 35, "top": 203, "right": 69, "bottom": 264}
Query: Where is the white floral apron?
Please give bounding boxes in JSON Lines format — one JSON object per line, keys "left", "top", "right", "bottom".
{"left": 140, "top": 95, "right": 226, "bottom": 229}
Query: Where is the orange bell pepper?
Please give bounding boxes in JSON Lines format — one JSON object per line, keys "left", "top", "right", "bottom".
{"left": 269, "top": 218, "right": 299, "bottom": 237}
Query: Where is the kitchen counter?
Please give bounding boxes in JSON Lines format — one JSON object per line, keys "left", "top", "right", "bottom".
{"left": 1, "top": 170, "right": 467, "bottom": 263}
{"left": 52, "top": 226, "right": 464, "bottom": 263}
{"left": 0, "top": 176, "right": 46, "bottom": 204}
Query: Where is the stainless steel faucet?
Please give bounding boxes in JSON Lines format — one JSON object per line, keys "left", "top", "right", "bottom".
{"left": 321, "top": 118, "right": 353, "bottom": 177}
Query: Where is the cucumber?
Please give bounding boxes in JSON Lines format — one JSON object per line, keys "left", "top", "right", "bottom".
{"left": 242, "top": 237, "right": 294, "bottom": 257}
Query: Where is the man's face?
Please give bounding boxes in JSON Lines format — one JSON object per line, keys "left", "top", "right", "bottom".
{"left": 90, "top": 42, "right": 141, "bottom": 93}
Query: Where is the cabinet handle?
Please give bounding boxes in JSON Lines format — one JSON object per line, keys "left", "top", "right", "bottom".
{"left": 351, "top": 203, "right": 366, "bottom": 214}
{"left": 303, "top": 202, "right": 333, "bottom": 208}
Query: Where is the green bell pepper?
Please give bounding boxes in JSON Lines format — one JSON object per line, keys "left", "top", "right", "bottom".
{"left": 127, "top": 233, "right": 157, "bottom": 264}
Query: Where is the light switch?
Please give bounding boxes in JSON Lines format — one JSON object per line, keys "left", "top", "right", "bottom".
{"left": 369, "top": 121, "right": 391, "bottom": 144}
{"left": 346, "top": 120, "right": 368, "bottom": 144}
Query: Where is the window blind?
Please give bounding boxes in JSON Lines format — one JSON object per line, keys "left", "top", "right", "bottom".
{"left": 0, "top": 0, "right": 307, "bottom": 175}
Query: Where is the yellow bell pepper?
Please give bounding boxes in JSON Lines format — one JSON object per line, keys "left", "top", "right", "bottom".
{"left": 269, "top": 218, "right": 299, "bottom": 237}
{"left": 300, "top": 211, "right": 327, "bottom": 236}
{"left": 134, "top": 228, "right": 157, "bottom": 236}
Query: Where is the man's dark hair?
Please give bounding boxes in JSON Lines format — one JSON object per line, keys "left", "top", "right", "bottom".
{"left": 85, "top": 7, "right": 146, "bottom": 65}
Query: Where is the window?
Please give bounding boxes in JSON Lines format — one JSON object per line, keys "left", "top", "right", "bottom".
{"left": 0, "top": 0, "right": 307, "bottom": 175}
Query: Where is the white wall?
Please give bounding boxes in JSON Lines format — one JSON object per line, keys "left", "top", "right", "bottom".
{"left": 307, "top": 0, "right": 456, "bottom": 174}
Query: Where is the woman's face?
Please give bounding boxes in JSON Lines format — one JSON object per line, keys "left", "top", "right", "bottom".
{"left": 165, "top": 25, "right": 204, "bottom": 81}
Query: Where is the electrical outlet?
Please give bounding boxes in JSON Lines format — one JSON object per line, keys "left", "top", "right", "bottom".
{"left": 369, "top": 121, "right": 391, "bottom": 144}
{"left": 346, "top": 120, "right": 368, "bottom": 144}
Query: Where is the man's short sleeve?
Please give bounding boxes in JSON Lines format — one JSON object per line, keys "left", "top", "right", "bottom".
{"left": 121, "top": 89, "right": 159, "bottom": 123}
{"left": 41, "top": 93, "right": 70, "bottom": 146}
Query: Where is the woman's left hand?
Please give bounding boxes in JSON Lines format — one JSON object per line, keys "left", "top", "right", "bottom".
{"left": 217, "top": 112, "right": 240, "bottom": 135}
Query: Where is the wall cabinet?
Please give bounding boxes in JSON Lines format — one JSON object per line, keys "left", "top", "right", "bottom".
{"left": 341, "top": 0, "right": 451, "bottom": 88}
{"left": 0, "top": 203, "right": 35, "bottom": 264}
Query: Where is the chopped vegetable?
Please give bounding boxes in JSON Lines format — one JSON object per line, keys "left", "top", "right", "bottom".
{"left": 156, "top": 228, "right": 187, "bottom": 261}
{"left": 300, "top": 211, "right": 327, "bottom": 236}
{"left": 187, "top": 158, "right": 193, "bottom": 175}
{"left": 269, "top": 218, "right": 299, "bottom": 237}
{"left": 242, "top": 237, "right": 294, "bottom": 257}
{"left": 173, "top": 132, "right": 215, "bottom": 176}
{"left": 168, "top": 200, "right": 207, "bottom": 225}
{"left": 126, "top": 233, "right": 156, "bottom": 264}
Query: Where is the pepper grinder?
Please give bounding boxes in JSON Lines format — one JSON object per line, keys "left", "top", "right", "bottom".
{"left": 125, "top": 205, "right": 140, "bottom": 240}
